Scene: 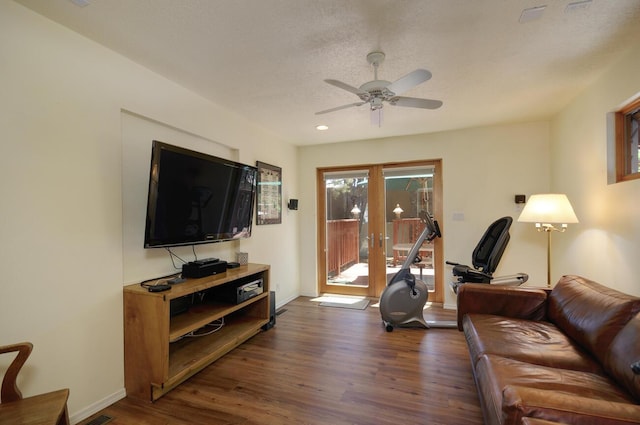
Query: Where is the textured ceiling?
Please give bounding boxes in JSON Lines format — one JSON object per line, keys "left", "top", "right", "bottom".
{"left": 14, "top": 0, "right": 640, "bottom": 145}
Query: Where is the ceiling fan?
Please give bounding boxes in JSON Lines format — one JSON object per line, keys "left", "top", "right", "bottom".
{"left": 316, "top": 51, "right": 443, "bottom": 125}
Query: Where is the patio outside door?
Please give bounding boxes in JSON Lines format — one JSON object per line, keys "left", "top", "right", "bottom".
{"left": 383, "top": 164, "right": 442, "bottom": 303}
{"left": 318, "top": 161, "right": 443, "bottom": 302}
{"left": 317, "top": 167, "right": 383, "bottom": 297}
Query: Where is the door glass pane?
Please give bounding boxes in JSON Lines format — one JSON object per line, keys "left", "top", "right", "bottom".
{"left": 324, "top": 170, "right": 369, "bottom": 288}
{"left": 384, "top": 166, "right": 436, "bottom": 292}
{"left": 624, "top": 108, "right": 640, "bottom": 174}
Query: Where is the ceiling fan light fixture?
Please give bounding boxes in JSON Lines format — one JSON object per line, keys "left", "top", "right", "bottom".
{"left": 565, "top": 0, "right": 592, "bottom": 13}
{"left": 519, "top": 5, "right": 546, "bottom": 23}
{"left": 69, "top": 0, "right": 91, "bottom": 7}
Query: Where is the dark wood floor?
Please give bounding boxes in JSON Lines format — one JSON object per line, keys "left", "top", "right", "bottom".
{"left": 81, "top": 297, "right": 483, "bottom": 425}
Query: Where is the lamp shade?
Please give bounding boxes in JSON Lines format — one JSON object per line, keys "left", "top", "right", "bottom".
{"left": 517, "top": 194, "right": 579, "bottom": 224}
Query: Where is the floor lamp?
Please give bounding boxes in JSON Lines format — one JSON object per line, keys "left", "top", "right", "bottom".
{"left": 517, "top": 194, "right": 578, "bottom": 287}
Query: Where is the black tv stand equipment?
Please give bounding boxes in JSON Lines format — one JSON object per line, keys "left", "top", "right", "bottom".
{"left": 182, "top": 258, "right": 227, "bottom": 278}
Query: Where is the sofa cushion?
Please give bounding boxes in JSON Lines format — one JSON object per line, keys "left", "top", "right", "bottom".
{"left": 604, "top": 313, "right": 640, "bottom": 401}
{"left": 547, "top": 275, "right": 640, "bottom": 365}
{"left": 502, "top": 386, "right": 640, "bottom": 425}
{"left": 463, "top": 314, "right": 602, "bottom": 373}
{"left": 474, "top": 354, "right": 639, "bottom": 425}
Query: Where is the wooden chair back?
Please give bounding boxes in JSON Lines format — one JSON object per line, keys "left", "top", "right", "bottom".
{"left": 0, "top": 342, "right": 70, "bottom": 425}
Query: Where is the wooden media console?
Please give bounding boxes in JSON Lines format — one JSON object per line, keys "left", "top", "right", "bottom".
{"left": 123, "top": 263, "right": 270, "bottom": 401}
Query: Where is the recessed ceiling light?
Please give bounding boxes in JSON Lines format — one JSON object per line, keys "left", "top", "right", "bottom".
{"left": 69, "top": 0, "right": 91, "bottom": 6}
{"left": 519, "top": 5, "right": 546, "bottom": 23}
{"left": 565, "top": 0, "right": 592, "bottom": 13}
{"left": 316, "top": 125, "right": 329, "bottom": 131}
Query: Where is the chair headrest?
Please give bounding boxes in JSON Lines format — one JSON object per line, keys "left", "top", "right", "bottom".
{"left": 471, "top": 216, "right": 512, "bottom": 274}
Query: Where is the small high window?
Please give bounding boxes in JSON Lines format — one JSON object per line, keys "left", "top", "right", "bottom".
{"left": 615, "top": 97, "right": 640, "bottom": 182}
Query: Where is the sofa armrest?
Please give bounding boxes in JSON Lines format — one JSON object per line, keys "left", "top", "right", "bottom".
{"left": 503, "top": 385, "right": 640, "bottom": 424}
{"left": 456, "top": 284, "right": 548, "bottom": 330}
{"left": 521, "top": 418, "right": 568, "bottom": 425}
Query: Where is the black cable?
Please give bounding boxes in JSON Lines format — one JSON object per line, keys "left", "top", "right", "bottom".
{"left": 166, "top": 247, "right": 187, "bottom": 269}
{"left": 166, "top": 248, "right": 179, "bottom": 269}
{"left": 139, "top": 250, "right": 188, "bottom": 289}
{"left": 140, "top": 272, "right": 181, "bottom": 285}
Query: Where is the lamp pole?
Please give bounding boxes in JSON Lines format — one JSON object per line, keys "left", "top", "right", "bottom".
{"left": 546, "top": 228, "right": 551, "bottom": 288}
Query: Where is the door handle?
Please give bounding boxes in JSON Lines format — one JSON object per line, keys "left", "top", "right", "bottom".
{"left": 370, "top": 233, "right": 374, "bottom": 248}
{"left": 379, "top": 232, "right": 383, "bottom": 248}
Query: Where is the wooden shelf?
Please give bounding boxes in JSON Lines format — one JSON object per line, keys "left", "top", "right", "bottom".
{"left": 169, "top": 315, "right": 266, "bottom": 376}
{"left": 124, "top": 263, "right": 270, "bottom": 401}
{"left": 169, "top": 292, "right": 269, "bottom": 341}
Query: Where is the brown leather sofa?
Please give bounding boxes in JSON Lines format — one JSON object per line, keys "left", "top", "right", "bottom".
{"left": 456, "top": 275, "right": 640, "bottom": 425}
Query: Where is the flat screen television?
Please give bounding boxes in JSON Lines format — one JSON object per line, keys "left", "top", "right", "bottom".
{"left": 144, "top": 141, "right": 257, "bottom": 248}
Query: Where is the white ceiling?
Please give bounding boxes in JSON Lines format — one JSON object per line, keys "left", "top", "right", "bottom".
{"left": 15, "top": 0, "right": 640, "bottom": 146}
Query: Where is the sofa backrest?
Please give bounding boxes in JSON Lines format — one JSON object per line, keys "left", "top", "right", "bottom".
{"left": 605, "top": 312, "right": 640, "bottom": 401}
{"left": 547, "top": 275, "right": 640, "bottom": 365}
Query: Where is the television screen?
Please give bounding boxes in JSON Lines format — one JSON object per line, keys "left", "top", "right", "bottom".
{"left": 144, "top": 141, "right": 257, "bottom": 248}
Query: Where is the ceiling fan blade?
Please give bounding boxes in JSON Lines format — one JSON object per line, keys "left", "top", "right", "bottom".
{"left": 390, "top": 96, "right": 443, "bottom": 110}
{"left": 315, "top": 102, "right": 365, "bottom": 115}
{"left": 386, "top": 69, "right": 432, "bottom": 96}
{"left": 324, "top": 79, "right": 368, "bottom": 96}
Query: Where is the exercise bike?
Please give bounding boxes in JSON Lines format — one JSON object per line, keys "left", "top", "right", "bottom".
{"left": 380, "top": 211, "right": 457, "bottom": 332}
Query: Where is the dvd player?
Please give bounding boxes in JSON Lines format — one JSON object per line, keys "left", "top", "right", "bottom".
{"left": 209, "top": 277, "right": 263, "bottom": 304}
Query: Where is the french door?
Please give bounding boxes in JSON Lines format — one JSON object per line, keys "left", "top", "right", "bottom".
{"left": 317, "top": 160, "right": 443, "bottom": 302}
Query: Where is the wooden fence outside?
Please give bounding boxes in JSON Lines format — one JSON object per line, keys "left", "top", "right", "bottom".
{"left": 326, "top": 219, "right": 360, "bottom": 276}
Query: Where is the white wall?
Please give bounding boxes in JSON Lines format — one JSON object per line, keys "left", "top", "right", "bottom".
{"left": 0, "top": 2, "right": 299, "bottom": 422}
{"left": 298, "top": 121, "right": 551, "bottom": 308}
{"left": 551, "top": 43, "right": 640, "bottom": 296}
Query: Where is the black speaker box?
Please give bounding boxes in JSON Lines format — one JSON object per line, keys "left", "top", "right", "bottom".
{"left": 170, "top": 295, "right": 191, "bottom": 317}
{"left": 262, "top": 291, "right": 276, "bottom": 330}
{"left": 182, "top": 260, "right": 227, "bottom": 278}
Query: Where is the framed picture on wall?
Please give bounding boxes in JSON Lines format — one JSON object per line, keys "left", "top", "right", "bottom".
{"left": 256, "top": 161, "right": 282, "bottom": 225}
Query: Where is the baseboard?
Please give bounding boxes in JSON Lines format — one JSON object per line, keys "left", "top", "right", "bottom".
{"left": 443, "top": 301, "right": 457, "bottom": 310}
{"left": 275, "top": 292, "right": 297, "bottom": 309}
{"left": 70, "top": 388, "right": 126, "bottom": 425}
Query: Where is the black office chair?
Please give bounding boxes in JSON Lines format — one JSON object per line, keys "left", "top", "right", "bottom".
{"left": 447, "top": 216, "right": 528, "bottom": 292}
